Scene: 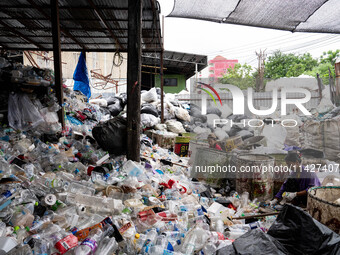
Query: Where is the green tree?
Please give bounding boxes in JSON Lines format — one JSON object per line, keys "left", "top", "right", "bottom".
{"left": 219, "top": 63, "right": 255, "bottom": 90}
{"left": 303, "top": 50, "right": 339, "bottom": 84}
{"left": 264, "top": 51, "right": 318, "bottom": 79}
{"left": 320, "top": 50, "right": 340, "bottom": 65}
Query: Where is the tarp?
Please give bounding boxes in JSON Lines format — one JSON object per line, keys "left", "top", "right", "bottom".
{"left": 168, "top": 0, "right": 340, "bottom": 34}
{"left": 73, "top": 52, "right": 91, "bottom": 99}
{"left": 268, "top": 204, "right": 340, "bottom": 255}
{"left": 217, "top": 228, "right": 288, "bottom": 255}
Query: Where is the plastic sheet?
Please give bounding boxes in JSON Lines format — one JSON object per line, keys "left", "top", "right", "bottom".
{"left": 268, "top": 204, "right": 340, "bottom": 255}
{"left": 73, "top": 52, "right": 91, "bottom": 99}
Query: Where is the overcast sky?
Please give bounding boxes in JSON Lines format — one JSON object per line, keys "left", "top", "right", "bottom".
{"left": 158, "top": 0, "right": 340, "bottom": 76}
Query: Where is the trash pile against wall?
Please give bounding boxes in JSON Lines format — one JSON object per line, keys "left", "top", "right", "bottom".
{"left": 0, "top": 58, "right": 339, "bottom": 255}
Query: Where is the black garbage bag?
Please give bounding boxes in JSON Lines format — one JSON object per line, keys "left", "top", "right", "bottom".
{"left": 141, "top": 104, "right": 158, "bottom": 117}
{"left": 228, "top": 125, "right": 243, "bottom": 137}
{"left": 267, "top": 204, "right": 340, "bottom": 255}
{"left": 108, "top": 104, "right": 123, "bottom": 117}
{"left": 107, "top": 97, "right": 124, "bottom": 116}
{"left": 217, "top": 229, "right": 288, "bottom": 255}
{"left": 92, "top": 116, "right": 127, "bottom": 155}
{"left": 207, "top": 106, "right": 222, "bottom": 117}
{"left": 118, "top": 93, "right": 127, "bottom": 106}
{"left": 99, "top": 106, "right": 110, "bottom": 115}
{"left": 107, "top": 96, "right": 119, "bottom": 105}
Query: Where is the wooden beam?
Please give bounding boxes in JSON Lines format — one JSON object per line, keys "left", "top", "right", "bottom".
{"left": 127, "top": 0, "right": 142, "bottom": 162}
{"left": 87, "top": 0, "right": 122, "bottom": 49}
{"left": 26, "top": 0, "right": 87, "bottom": 50}
{"left": 51, "top": 0, "right": 65, "bottom": 128}
{"left": 0, "top": 20, "right": 44, "bottom": 49}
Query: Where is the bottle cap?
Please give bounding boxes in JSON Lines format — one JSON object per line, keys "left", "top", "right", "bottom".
{"left": 45, "top": 194, "right": 56, "bottom": 206}
{"left": 14, "top": 226, "right": 20, "bottom": 232}
{"left": 135, "top": 233, "right": 140, "bottom": 239}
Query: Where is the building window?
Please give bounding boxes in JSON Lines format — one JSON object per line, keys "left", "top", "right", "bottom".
{"left": 164, "top": 78, "right": 178, "bottom": 87}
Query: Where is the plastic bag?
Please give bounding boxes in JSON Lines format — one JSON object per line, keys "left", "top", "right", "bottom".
{"left": 141, "top": 88, "right": 158, "bottom": 103}
{"left": 89, "top": 99, "right": 108, "bottom": 107}
{"left": 268, "top": 204, "right": 340, "bottom": 255}
{"left": 140, "top": 114, "right": 159, "bottom": 128}
{"left": 108, "top": 104, "right": 123, "bottom": 117}
{"left": 8, "top": 93, "right": 44, "bottom": 131}
{"left": 214, "top": 128, "right": 229, "bottom": 140}
{"left": 217, "top": 229, "right": 288, "bottom": 255}
{"left": 141, "top": 104, "right": 158, "bottom": 117}
{"left": 165, "top": 120, "right": 186, "bottom": 134}
{"left": 92, "top": 116, "right": 127, "bottom": 155}
{"left": 175, "top": 107, "right": 190, "bottom": 122}
{"left": 8, "top": 93, "right": 22, "bottom": 130}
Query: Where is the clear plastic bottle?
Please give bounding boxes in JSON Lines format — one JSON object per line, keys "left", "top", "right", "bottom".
{"left": 123, "top": 160, "right": 143, "bottom": 177}
{"left": 148, "top": 234, "right": 167, "bottom": 255}
{"left": 0, "top": 188, "right": 16, "bottom": 204}
{"left": 33, "top": 239, "right": 49, "bottom": 255}
{"left": 7, "top": 244, "right": 32, "bottom": 255}
{"left": 142, "top": 229, "right": 158, "bottom": 254}
{"left": 181, "top": 233, "right": 197, "bottom": 255}
{"left": 74, "top": 228, "right": 103, "bottom": 255}
{"left": 0, "top": 221, "right": 6, "bottom": 237}
{"left": 94, "top": 236, "right": 117, "bottom": 255}
{"left": 134, "top": 233, "right": 147, "bottom": 253}
{"left": 215, "top": 219, "right": 224, "bottom": 234}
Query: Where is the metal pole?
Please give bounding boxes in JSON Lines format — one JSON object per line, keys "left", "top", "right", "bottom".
{"left": 127, "top": 0, "right": 142, "bottom": 161}
{"left": 51, "top": 0, "right": 65, "bottom": 128}
{"left": 160, "top": 15, "right": 164, "bottom": 123}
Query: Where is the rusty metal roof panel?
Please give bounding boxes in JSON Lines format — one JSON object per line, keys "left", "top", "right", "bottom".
{"left": 0, "top": 0, "right": 162, "bottom": 52}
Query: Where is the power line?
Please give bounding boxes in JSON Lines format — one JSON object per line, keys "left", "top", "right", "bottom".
{"left": 206, "top": 33, "right": 321, "bottom": 57}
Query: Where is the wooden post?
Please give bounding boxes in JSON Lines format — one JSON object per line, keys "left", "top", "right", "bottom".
{"left": 160, "top": 15, "right": 164, "bottom": 123}
{"left": 160, "top": 49, "right": 164, "bottom": 123}
{"left": 51, "top": 0, "right": 65, "bottom": 128}
{"left": 127, "top": 0, "right": 142, "bottom": 161}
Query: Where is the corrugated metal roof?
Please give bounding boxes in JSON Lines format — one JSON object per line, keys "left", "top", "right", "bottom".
{"left": 142, "top": 51, "right": 208, "bottom": 79}
{"left": 0, "top": 0, "right": 162, "bottom": 52}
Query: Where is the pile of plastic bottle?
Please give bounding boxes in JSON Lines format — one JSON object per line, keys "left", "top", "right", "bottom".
{"left": 0, "top": 125, "right": 277, "bottom": 255}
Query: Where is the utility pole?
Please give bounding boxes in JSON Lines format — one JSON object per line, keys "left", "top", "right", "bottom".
{"left": 255, "top": 49, "right": 266, "bottom": 92}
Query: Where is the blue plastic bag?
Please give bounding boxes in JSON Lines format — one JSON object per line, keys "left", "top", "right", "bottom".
{"left": 73, "top": 52, "right": 91, "bottom": 99}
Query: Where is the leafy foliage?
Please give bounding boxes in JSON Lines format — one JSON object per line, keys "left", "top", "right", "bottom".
{"left": 320, "top": 50, "right": 340, "bottom": 65}
{"left": 264, "top": 51, "right": 318, "bottom": 79}
{"left": 220, "top": 63, "right": 255, "bottom": 90}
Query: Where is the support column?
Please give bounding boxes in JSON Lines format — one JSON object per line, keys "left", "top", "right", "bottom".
{"left": 160, "top": 49, "right": 164, "bottom": 123}
{"left": 127, "top": 0, "right": 142, "bottom": 161}
{"left": 51, "top": 0, "right": 65, "bottom": 128}
{"left": 160, "top": 15, "right": 164, "bottom": 123}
